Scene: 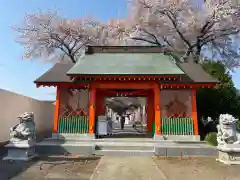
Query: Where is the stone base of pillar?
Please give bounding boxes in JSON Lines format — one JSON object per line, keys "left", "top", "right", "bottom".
{"left": 3, "top": 141, "right": 37, "bottom": 161}
{"left": 217, "top": 144, "right": 240, "bottom": 165}
{"left": 154, "top": 135, "right": 200, "bottom": 141}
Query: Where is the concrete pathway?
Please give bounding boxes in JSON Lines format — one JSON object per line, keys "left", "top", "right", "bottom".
{"left": 90, "top": 156, "right": 168, "bottom": 180}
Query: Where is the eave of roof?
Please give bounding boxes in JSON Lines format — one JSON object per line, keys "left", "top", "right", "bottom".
{"left": 34, "top": 46, "right": 219, "bottom": 85}
{"left": 34, "top": 63, "right": 74, "bottom": 84}
{"left": 177, "top": 62, "right": 219, "bottom": 83}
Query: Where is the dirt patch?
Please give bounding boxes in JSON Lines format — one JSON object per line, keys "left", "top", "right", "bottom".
{"left": 0, "top": 155, "right": 101, "bottom": 180}
{"left": 153, "top": 157, "right": 240, "bottom": 180}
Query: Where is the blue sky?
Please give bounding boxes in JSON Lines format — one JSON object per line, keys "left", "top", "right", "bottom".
{"left": 0, "top": 0, "right": 127, "bottom": 100}
{"left": 0, "top": 0, "right": 239, "bottom": 101}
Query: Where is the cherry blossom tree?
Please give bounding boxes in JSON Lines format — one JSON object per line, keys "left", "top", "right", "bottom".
{"left": 13, "top": 11, "right": 123, "bottom": 63}
{"left": 121, "top": 0, "right": 240, "bottom": 68}
{"left": 13, "top": 0, "right": 240, "bottom": 68}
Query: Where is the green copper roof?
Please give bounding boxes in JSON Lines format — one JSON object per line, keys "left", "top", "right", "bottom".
{"left": 67, "top": 53, "right": 185, "bottom": 75}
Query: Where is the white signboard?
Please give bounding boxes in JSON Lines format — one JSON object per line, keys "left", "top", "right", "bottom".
{"left": 97, "top": 116, "right": 107, "bottom": 135}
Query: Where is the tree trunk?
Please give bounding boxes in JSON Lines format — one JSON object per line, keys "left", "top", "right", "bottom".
{"left": 194, "top": 40, "right": 202, "bottom": 63}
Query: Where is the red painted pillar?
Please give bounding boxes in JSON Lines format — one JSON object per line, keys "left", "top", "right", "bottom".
{"left": 154, "top": 84, "right": 161, "bottom": 135}
{"left": 147, "top": 91, "right": 154, "bottom": 133}
{"left": 89, "top": 87, "right": 96, "bottom": 134}
{"left": 53, "top": 86, "right": 60, "bottom": 133}
{"left": 192, "top": 89, "right": 199, "bottom": 135}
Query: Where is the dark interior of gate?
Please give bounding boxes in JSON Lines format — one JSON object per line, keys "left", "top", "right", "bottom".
{"left": 95, "top": 89, "right": 154, "bottom": 138}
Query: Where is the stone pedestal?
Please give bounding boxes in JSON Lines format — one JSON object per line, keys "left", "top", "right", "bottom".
{"left": 3, "top": 140, "right": 37, "bottom": 161}
{"left": 216, "top": 144, "right": 240, "bottom": 165}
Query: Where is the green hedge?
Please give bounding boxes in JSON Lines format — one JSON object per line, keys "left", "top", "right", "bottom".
{"left": 205, "top": 132, "right": 218, "bottom": 146}
{"left": 237, "top": 121, "right": 240, "bottom": 132}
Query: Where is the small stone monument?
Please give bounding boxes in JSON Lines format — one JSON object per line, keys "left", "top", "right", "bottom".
{"left": 216, "top": 114, "right": 240, "bottom": 165}
{"left": 3, "top": 112, "right": 37, "bottom": 161}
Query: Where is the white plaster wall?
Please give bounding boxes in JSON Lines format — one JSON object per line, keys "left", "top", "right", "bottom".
{"left": 0, "top": 89, "right": 55, "bottom": 142}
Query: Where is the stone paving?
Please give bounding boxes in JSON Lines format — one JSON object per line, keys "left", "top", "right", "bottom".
{"left": 2, "top": 153, "right": 240, "bottom": 180}
{"left": 154, "top": 157, "right": 240, "bottom": 180}
{"left": 0, "top": 156, "right": 100, "bottom": 180}
{"left": 90, "top": 156, "right": 168, "bottom": 180}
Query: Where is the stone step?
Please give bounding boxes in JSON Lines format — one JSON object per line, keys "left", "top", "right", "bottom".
{"left": 36, "top": 136, "right": 216, "bottom": 157}
{"left": 95, "top": 143, "right": 154, "bottom": 151}
{"left": 44, "top": 139, "right": 206, "bottom": 146}
{"left": 36, "top": 141, "right": 95, "bottom": 156}
{"left": 47, "top": 134, "right": 205, "bottom": 143}
{"left": 36, "top": 142, "right": 217, "bottom": 156}
{"left": 45, "top": 138, "right": 154, "bottom": 143}
{"left": 154, "top": 146, "right": 217, "bottom": 156}
{"left": 95, "top": 150, "right": 154, "bottom": 156}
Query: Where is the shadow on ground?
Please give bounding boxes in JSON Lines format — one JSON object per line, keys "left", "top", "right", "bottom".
{"left": 0, "top": 155, "right": 101, "bottom": 180}
{"left": 0, "top": 158, "right": 38, "bottom": 180}
{"left": 0, "top": 141, "right": 39, "bottom": 180}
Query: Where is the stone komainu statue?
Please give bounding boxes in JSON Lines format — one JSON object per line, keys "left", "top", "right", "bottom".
{"left": 10, "top": 112, "right": 36, "bottom": 142}
{"left": 217, "top": 114, "right": 240, "bottom": 145}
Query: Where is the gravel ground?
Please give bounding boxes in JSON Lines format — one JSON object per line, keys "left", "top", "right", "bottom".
{"left": 0, "top": 155, "right": 100, "bottom": 180}
{"left": 153, "top": 157, "right": 240, "bottom": 180}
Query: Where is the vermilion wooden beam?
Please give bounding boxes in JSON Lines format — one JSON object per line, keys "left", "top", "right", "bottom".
{"left": 35, "top": 83, "right": 89, "bottom": 88}
{"left": 53, "top": 86, "right": 60, "bottom": 133}
{"left": 92, "top": 82, "right": 155, "bottom": 89}
{"left": 36, "top": 82, "right": 217, "bottom": 88}
{"left": 160, "top": 83, "right": 217, "bottom": 88}
{"left": 97, "top": 89, "right": 151, "bottom": 97}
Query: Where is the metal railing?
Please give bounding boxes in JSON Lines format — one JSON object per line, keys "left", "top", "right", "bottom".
{"left": 161, "top": 117, "right": 194, "bottom": 135}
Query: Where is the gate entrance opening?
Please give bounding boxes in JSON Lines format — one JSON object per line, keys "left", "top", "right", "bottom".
{"left": 104, "top": 96, "right": 148, "bottom": 138}
{"left": 95, "top": 89, "right": 154, "bottom": 138}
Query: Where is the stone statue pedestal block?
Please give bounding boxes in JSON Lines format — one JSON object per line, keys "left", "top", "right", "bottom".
{"left": 216, "top": 144, "right": 240, "bottom": 165}
{"left": 3, "top": 140, "right": 37, "bottom": 161}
